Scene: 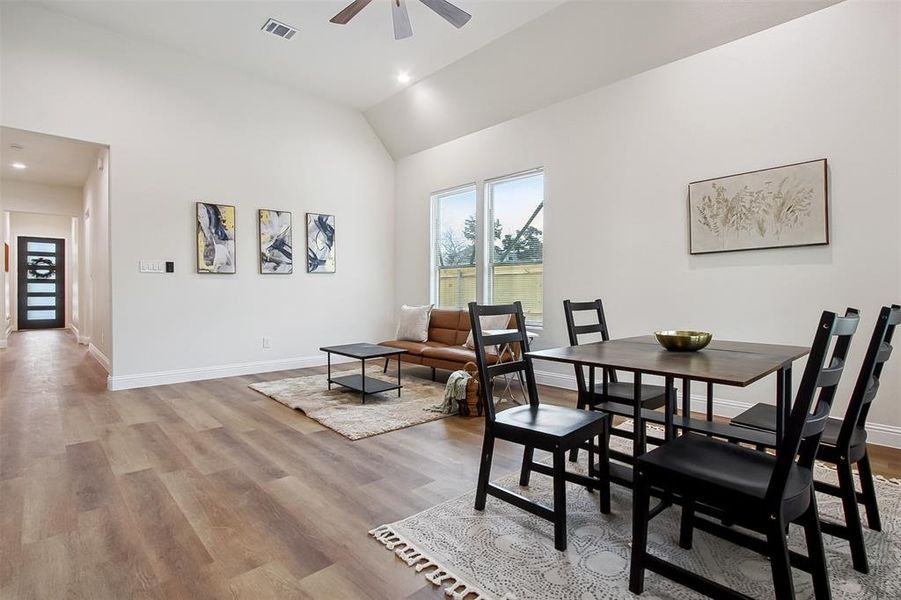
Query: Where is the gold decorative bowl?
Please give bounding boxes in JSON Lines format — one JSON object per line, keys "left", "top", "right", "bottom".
{"left": 655, "top": 330, "right": 713, "bottom": 352}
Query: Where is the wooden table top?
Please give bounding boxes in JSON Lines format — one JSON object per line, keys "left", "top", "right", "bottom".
{"left": 526, "top": 336, "right": 810, "bottom": 387}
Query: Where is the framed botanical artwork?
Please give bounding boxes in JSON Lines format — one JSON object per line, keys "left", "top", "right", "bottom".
{"left": 306, "top": 213, "right": 335, "bottom": 273}
{"left": 688, "top": 159, "right": 828, "bottom": 254}
{"left": 196, "top": 202, "right": 236, "bottom": 273}
{"left": 258, "top": 209, "right": 293, "bottom": 274}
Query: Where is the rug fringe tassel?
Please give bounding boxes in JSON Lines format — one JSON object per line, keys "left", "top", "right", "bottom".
{"left": 369, "top": 524, "right": 501, "bottom": 600}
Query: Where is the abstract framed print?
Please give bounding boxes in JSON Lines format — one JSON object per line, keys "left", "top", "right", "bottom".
{"left": 197, "top": 202, "right": 236, "bottom": 273}
{"left": 306, "top": 213, "right": 335, "bottom": 273}
{"left": 259, "top": 209, "right": 293, "bottom": 274}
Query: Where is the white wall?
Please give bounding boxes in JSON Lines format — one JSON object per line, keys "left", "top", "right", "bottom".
{"left": 7, "top": 211, "right": 74, "bottom": 330}
{"left": 0, "top": 195, "right": 6, "bottom": 346}
{"left": 0, "top": 3, "right": 396, "bottom": 386}
{"left": 394, "top": 2, "right": 901, "bottom": 436}
{"left": 80, "top": 148, "right": 110, "bottom": 361}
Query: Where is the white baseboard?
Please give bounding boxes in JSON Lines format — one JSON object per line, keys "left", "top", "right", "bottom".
{"left": 69, "top": 325, "right": 90, "bottom": 345}
{"left": 0, "top": 338, "right": 6, "bottom": 349}
{"left": 107, "top": 353, "right": 355, "bottom": 391}
{"left": 88, "top": 343, "right": 111, "bottom": 374}
{"left": 864, "top": 422, "right": 901, "bottom": 450}
{"left": 534, "top": 368, "right": 901, "bottom": 450}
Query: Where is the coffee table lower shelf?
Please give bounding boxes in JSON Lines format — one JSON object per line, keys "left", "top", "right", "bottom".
{"left": 329, "top": 374, "right": 401, "bottom": 403}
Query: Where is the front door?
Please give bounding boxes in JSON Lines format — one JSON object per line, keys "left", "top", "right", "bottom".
{"left": 17, "top": 236, "right": 65, "bottom": 330}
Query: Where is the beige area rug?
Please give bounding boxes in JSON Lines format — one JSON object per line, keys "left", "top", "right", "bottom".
{"left": 370, "top": 427, "right": 901, "bottom": 600}
{"left": 249, "top": 368, "right": 452, "bottom": 440}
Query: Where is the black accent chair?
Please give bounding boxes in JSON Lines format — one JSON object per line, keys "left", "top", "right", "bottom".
{"left": 563, "top": 299, "right": 674, "bottom": 462}
{"left": 630, "top": 309, "right": 859, "bottom": 600}
{"left": 730, "top": 304, "right": 900, "bottom": 573}
{"left": 468, "top": 301, "right": 611, "bottom": 551}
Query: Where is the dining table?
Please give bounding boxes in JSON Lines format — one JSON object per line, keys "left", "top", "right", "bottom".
{"left": 526, "top": 335, "right": 810, "bottom": 484}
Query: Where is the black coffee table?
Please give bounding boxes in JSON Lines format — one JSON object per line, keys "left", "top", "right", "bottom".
{"left": 320, "top": 343, "right": 408, "bottom": 404}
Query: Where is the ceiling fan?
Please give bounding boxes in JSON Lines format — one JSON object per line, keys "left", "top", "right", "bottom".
{"left": 330, "top": 0, "right": 472, "bottom": 40}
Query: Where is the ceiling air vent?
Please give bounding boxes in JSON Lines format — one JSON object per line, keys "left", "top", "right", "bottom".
{"left": 262, "top": 18, "right": 298, "bottom": 40}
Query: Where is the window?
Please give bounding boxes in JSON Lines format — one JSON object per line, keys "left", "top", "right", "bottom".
{"left": 430, "top": 169, "right": 545, "bottom": 325}
{"left": 487, "top": 171, "right": 544, "bottom": 325}
{"left": 431, "top": 184, "right": 477, "bottom": 310}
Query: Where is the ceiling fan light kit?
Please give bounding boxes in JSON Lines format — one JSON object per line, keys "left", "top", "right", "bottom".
{"left": 330, "top": 0, "right": 472, "bottom": 40}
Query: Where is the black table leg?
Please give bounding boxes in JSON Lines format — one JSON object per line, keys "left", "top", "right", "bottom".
{"left": 397, "top": 355, "right": 402, "bottom": 397}
{"left": 664, "top": 376, "right": 674, "bottom": 441}
{"left": 681, "top": 377, "right": 691, "bottom": 427}
{"left": 361, "top": 358, "right": 366, "bottom": 404}
{"left": 327, "top": 352, "right": 332, "bottom": 389}
{"left": 633, "top": 372, "right": 644, "bottom": 457}
{"left": 775, "top": 365, "right": 792, "bottom": 455}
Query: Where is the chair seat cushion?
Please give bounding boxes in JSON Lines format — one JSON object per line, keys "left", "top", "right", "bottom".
{"left": 494, "top": 404, "right": 606, "bottom": 446}
{"left": 588, "top": 381, "right": 669, "bottom": 410}
{"left": 637, "top": 434, "right": 812, "bottom": 504}
{"left": 731, "top": 403, "right": 867, "bottom": 454}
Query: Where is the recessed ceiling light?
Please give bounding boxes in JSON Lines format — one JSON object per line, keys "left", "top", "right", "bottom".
{"left": 11, "top": 162, "right": 27, "bottom": 170}
{"left": 397, "top": 72, "right": 411, "bottom": 84}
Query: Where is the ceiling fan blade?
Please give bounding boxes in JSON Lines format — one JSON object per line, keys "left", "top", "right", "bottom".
{"left": 418, "top": 0, "right": 471, "bottom": 28}
{"left": 391, "top": 0, "right": 413, "bottom": 40}
{"left": 330, "top": 0, "right": 375, "bottom": 24}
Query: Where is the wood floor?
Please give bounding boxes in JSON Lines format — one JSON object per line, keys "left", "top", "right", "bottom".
{"left": 1, "top": 330, "right": 899, "bottom": 599}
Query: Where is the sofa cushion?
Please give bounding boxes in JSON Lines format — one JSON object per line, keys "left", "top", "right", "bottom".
{"left": 421, "top": 345, "right": 512, "bottom": 365}
{"left": 379, "top": 340, "right": 446, "bottom": 356}
{"left": 428, "top": 309, "right": 466, "bottom": 346}
{"left": 421, "top": 345, "right": 477, "bottom": 364}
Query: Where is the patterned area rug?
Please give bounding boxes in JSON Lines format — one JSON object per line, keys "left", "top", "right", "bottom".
{"left": 370, "top": 430, "right": 901, "bottom": 599}
{"left": 249, "top": 369, "right": 451, "bottom": 440}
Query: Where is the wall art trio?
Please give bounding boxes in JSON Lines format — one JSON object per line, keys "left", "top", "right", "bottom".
{"left": 195, "top": 202, "right": 334, "bottom": 274}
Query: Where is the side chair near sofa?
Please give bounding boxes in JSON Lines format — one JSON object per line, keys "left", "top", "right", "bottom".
{"left": 563, "top": 299, "right": 674, "bottom": 464}
{"left": 730, "top": 304, "right": 901, "bottom": 574}
{"left": 630, "top": 309, "right": 859, "bottom": 600}
{"left": 468, "top": 301, "right": 611, "bottom": 551}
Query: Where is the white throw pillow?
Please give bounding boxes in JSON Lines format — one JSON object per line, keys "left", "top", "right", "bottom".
{"left": 465, "top": 314, "right": 513, "bottom": 350}
{"left": 396, "top": 304, "right": 433, "bottom": 342}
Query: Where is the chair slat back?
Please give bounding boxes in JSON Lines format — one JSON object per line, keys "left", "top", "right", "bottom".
{"left": 837, "top": 304, "right": 900, "bottom": 448}
{"left": 767, "top": 309, "right": 859, "bottom": 505}
{"left": 468, "top": 302, "right": 539, "bottom": 423}
{"left": 563, "top": 299, "right": 616, "bottom": 392}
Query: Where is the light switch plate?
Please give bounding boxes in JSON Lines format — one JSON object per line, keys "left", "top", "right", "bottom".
{"left": 139, "top": 260, "right": 167, "bottom": 273}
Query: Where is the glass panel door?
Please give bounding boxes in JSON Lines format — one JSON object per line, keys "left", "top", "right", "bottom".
{"left": 17, "top": 236, "right": 65, "bottom": 329}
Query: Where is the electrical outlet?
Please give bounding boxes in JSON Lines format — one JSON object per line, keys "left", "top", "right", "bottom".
{"left": 262, "top": 336, "right": 271, "bottom": 349}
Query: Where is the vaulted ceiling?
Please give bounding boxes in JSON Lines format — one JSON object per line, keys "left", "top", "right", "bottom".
{"left": 35, "top": 0, "right": 840, "bottom": 158}
{"left": 39, "top": 0, "right": 564, "bottom": 110}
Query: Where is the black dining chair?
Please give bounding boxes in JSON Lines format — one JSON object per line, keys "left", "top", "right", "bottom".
{"left": 730, "top": 304, "right": 899, "bottom": 573}
{"left": 563, "top": 299, "right": 674, "bottom": 462}
{"left": 630, "top": 309, "right": 859, "bottom": 600}
{"left": 468, "top": 301, "right": 611, "bottom": 551}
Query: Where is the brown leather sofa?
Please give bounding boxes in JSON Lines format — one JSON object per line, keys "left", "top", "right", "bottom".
{"left": 380, "top": 308, "right": 514, "bottom": 377}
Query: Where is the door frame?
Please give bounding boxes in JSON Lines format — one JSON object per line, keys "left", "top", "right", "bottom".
{"left": 17, "top": 236, "right": 66, "bottom": 330}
